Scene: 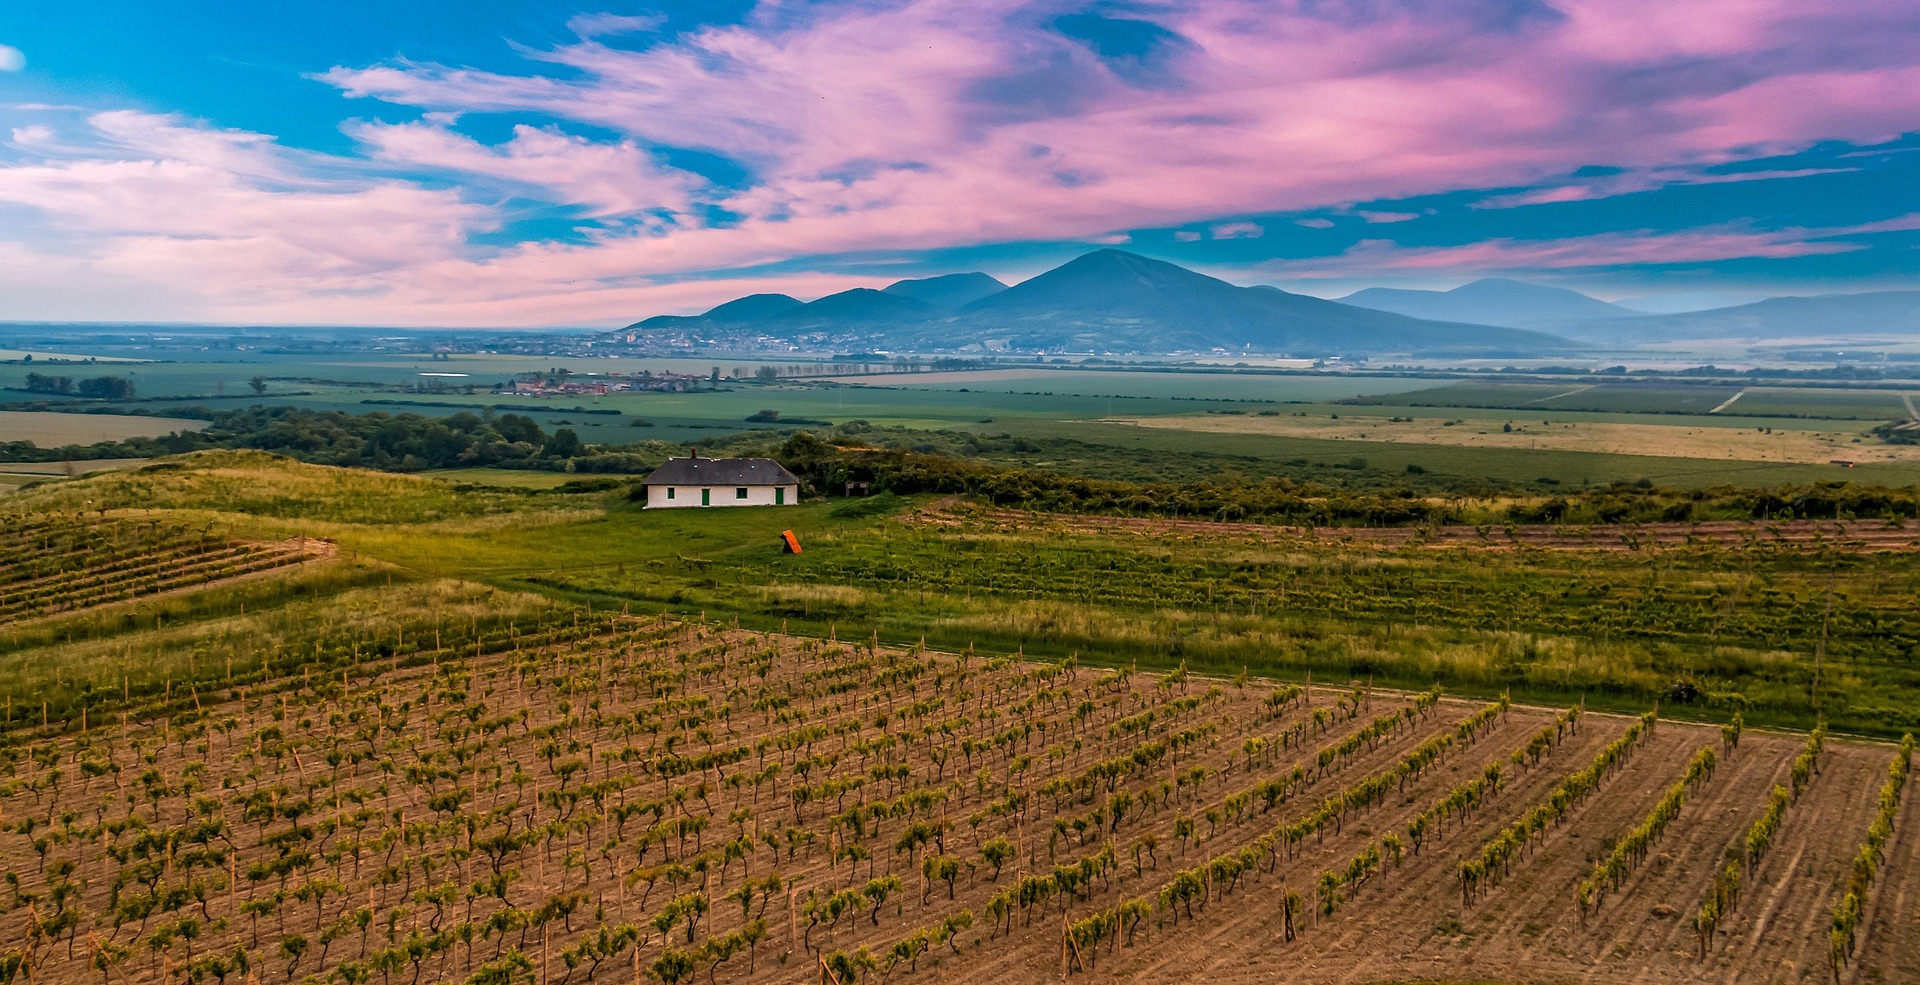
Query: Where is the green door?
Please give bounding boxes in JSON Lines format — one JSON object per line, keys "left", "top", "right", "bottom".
{"left": 701, "top": 488, "right": 710, "bottom": 506}
{"left": 775, "top": 487, "right": 784, "bottom": 505}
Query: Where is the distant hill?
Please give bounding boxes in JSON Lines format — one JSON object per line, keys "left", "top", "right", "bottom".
{"left": 942, "top": 251, "right": 1565, "bottom": 354}
{"left": 883, "top": 272, "right": 1006, "bottom": 309}
{"left": 1549, "top": 291, "right": 1920, "bottom": 343}
{"left": 623, "top": 250, "right": 1569, "bottom": 355}
{"left": 1338, "top": 278, "right": 1636, "bottom": 328}
{"left": 795, "top": 288, "right": 931, "bottom": 324}
{"left": 634, "top": 293, "right": 802, "bottom": 329}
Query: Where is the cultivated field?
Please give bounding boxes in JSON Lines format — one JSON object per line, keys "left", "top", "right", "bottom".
{"left": 0, "top": 411, "right": 205, "bottom": 446}
{"left": 0, "top": 514, "right": 327, "bottom": 623}
{"left": 1350, "top": 382, "right": 1920, "bottom": 420}
{"left": 1105, "top": 412, "right": 1918, "bottom": 465}
{"left": 0, "top": 615, "right": 1910, "bottom": 985}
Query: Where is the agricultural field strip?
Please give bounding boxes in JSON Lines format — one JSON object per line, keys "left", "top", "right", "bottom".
{"left": 1828, "top": 735, "right": 1914, "bottom": 978}
{"left": 0, "top": 545, "right": 308, "bottom": 607}
{"left": 1072, "top": 723, "right": 1898, "bottom": 985}
{"left": 910, "top": 506, "right": 1920, "bottom": 554}
{"left": 0, "top": 618, "right": 1461, "bottom": 985}
{"left": 1459, "top": 709, "right": 1659, "bottom": 906}
{"left": 1693, "top": 724, "right": 1824, "bottom": 957}
{"left": 1052, "top": 695, "right": 1567, "bottom": 965}
{"left": 1853, "top": 735, "right": 1920, "bottom": 979}
{"left": 0, "top": 519, "right": 315, "bottom": 621}
{"left": 1574, "top": 744, "right": 1719, "bottom": 915}
{"left": 1053, "top": 703, "right": 1626, "bottom": 981}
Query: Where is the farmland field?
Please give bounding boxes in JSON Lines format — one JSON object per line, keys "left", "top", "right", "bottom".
{"left": 0, "top": 410, "right": 205, "bottom": 445}
{"left": 1351, "top": 381, "right": 1920, "bottom": 420}
{"left": 0, "top": 607, "right": 1913, "bottom": 985}
{"left": 0, "top": 451, "right": 1918, "bottom": 984}
{"left": 9, "top": 345, "right": 1920, "bottom": 490}
{"left": 1104, "top": 411, "right": 1920, "bottom": 465}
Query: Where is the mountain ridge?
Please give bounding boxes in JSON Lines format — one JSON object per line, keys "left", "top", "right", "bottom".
{"left": 623, "top": 250, "right": 1570, "bottom": 354}
{"left": 1338, "top": 278, "right": 1637, "bottom": 327}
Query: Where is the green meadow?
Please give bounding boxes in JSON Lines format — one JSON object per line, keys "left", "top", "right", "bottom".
{"left": 5, "top": 453, "right": 1916, "bottom": 741}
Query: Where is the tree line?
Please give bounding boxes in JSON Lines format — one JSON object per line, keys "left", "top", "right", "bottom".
{"left": 20, "top": 372, "right": 136, "bottom": 399}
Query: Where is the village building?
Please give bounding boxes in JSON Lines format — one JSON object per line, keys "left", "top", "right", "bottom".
{"left": 640, "top": 453, "right": 800, "bottom": 508}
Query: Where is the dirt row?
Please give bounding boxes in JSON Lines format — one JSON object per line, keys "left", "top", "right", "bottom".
{"left": 908, "top": 505, "right": 1920, "bottom": 553}
{"left": 2, "top": 624, "right": 1911, "bottom": 985}
{"left": 923, "top": 717, "right": 1913, "bottom": 985}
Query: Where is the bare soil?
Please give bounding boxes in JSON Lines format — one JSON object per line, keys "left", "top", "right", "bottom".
{"left": 0, "top": 622, "right": 1909, "bottom": 985}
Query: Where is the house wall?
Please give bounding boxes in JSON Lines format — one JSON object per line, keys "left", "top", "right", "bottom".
{"left": 644, "top": 483, "right": 798, "bottom": 508}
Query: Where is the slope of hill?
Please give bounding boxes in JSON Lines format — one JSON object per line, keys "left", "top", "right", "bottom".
{"left": 1339, "top": 278, "right": 1636, "bottom": 327}
{"left": 632, "top": 292, "right": 802, "bottom": 329}
{"left": 796, "top": 287, "right": 932, "bottom": 324}
{"left": 883, "top": 272, "right": 1007, "bottom": 309}
{"left": 1555, "top": 290, "right": 1920, "bottom": 342}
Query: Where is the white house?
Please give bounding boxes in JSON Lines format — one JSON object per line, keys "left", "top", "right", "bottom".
{"left": 640, "top": 454, "right": 800, "bottom": 508}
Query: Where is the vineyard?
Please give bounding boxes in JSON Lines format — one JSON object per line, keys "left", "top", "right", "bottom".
{"left": 0, "top": 514, "right": 325, "bottom": 623}
{"left": 1, "top": 616, "right": 1913, "bottom": 985}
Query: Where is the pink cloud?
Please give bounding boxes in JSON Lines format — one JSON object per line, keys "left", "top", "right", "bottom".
{"left": 1257, "top": 222, "right": 1880, "bottom": 280}
{"left": 1211, "top": 221, "right": 1263, "bottom": 239}
{"left": 4, "top": 0, "right": 1920, "bottom": 323}
{"left": 346, "top": 121, "right": 701, "bottom": 217}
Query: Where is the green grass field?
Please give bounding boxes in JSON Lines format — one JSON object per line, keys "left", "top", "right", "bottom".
{"left": 8, "top": 350, "right": 1920, "bottom": 491}
{"left": 5, "top": 453, "right": 1914, "bottom": 740}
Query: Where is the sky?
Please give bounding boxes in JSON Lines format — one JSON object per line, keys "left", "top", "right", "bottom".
{"left": 1, "top": 0, "right": 1918, "bottom": 327}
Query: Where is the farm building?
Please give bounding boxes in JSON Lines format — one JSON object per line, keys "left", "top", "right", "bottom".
{"left": 640, "top": 453, "right": 800, "bottom": 508}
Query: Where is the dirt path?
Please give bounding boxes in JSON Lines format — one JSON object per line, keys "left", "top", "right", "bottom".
{"left": 1524, "top": 384, "right": 1597, "bottom": 405}
{"left": 1710, "top": 388, "right": 1750, "bottom": 414}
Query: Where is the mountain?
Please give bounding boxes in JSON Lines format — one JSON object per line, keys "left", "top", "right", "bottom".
{"left": 944, "top": 250, "right": 1565, "bottom": 354}
{"left": 796, "top": 288, "right": 931, "bottom": 324}
{"left": 1338, "top": 278, "right": 1636, "bottom": 327}
{"left": 883, "top": 272, "right": 1007, "bottom": 309}
{"left": 622, "top": 249, "right": 1570, "bottom": 355}
{"left": 1550, "top": 290, "right": 1920, "bottom": 343}
{"left": 632, "top": 293, "right": 801, "bottom": 329}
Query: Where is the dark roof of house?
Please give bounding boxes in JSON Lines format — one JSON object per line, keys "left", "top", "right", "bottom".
{"left": 642, "top": 456, "right": 801, "bottom": 486}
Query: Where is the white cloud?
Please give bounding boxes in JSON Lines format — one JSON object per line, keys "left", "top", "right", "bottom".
{"left": 1211, "top": 221, "right": 1263, "bottom": 239}
{"left": 1356, "top": 210, "right": 1419, "bottom": 224}
{"left": 1174, "top": 230, "right": 1202, "bottom": 242}
{"left": 567, "top": 13, "right": 667, "bottom": 37}
{"left": 0, "top": 45, "right": 24, "bottom": 73}
{"left": 8, "top": 125, "right": 55, "bottom": 149}
{"left": 1294, "top": 217, "right": 1335, "bottom": 229}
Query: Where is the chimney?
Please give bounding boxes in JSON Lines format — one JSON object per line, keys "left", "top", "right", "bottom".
{"left": 689, "top": 446, "right": 699, "bottom": 459}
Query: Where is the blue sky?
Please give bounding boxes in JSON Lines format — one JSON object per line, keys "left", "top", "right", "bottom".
{"left": 1, "top": 1, "right": 1918, "bottom": 326}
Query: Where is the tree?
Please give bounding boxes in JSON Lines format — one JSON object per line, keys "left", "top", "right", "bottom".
{"left": 23, "top": 372, "right": 73, "bottom": 394}
{"left": 544, "top": 428, "right": 583, "bottom": 459}
{"left": 249, "top": 376, "right": 268, "bottom": 394}
{"left": 76, "top": 375, "right": 136, "bottom": 399}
